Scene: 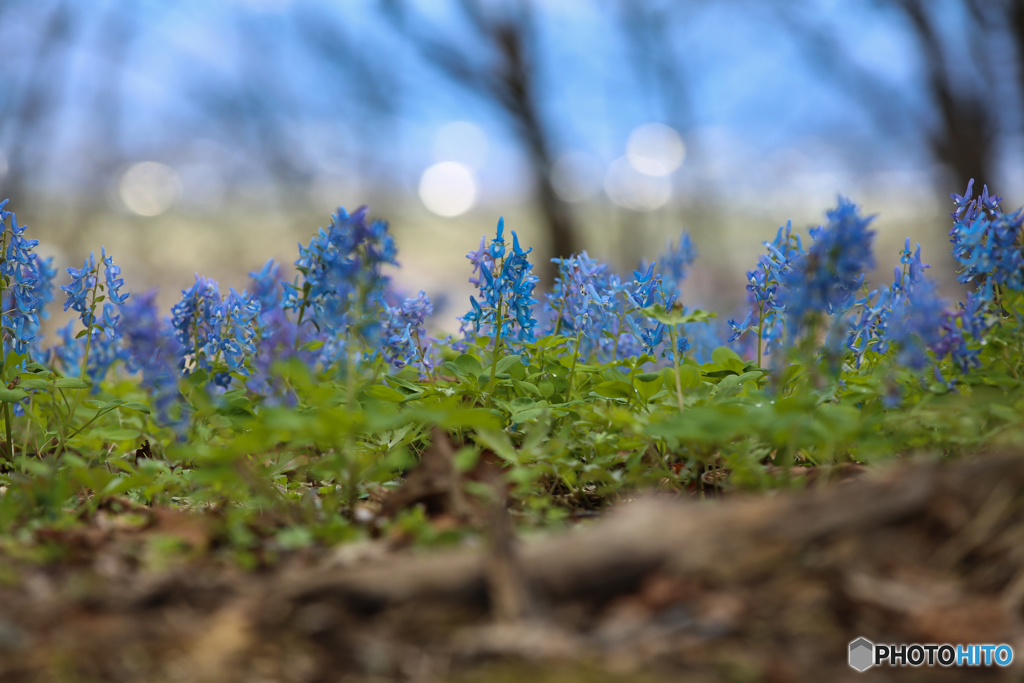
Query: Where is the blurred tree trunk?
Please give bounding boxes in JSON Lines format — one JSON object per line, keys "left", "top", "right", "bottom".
{"left": 0, "top": 2, "right": 76, "bottom": 210}
{"left": 780, "top": 0, "right": 1011, "bottom": 198}
{"left": 382, "top": 0, "right": 580, "bottom": 272}
{"left": 894, "top": 0, "right": 994, "bottom": 194}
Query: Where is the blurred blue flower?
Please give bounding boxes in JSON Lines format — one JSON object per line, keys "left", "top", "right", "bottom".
{"left": 51, "top": 321, "right": 83, "bottom": 374}
{"left": 120, "top": 289, "right": 182, "bottom": 421}
{"left": 658, "top": 232, "right": 697, "bottom": 300}
{"left": 283, "top": 206, "right": 396, "bottom": 365}
{"left": 102, "top": 247, "right": 129, "bottom": 304}
{"left": 544, "top": 251, "right": 623, "bottom": 359}
{"left": 781, "top": 197, "right": 875, "bottom": 336}
{"left": 846, "top": 238, "right": 929, "bottom": 367}
{"left": 729, "top": 220, "right": 805, "bottom": 355}
{"left": 382, "top": 291, "right": 435, "bottom": 373}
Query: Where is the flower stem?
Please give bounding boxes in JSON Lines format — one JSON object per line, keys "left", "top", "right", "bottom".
{"left": 666, "top": 324, "right": 685, "bottom": 412}
{"left": 565, "top": 329, "right": 584, "bottom": 398}
{"left": 54, "top": 273, "right": 101, "bottom": 459}
{"left": 486, "top": 292, "right": 505, "bottom": 406}
{"left": 0, "top": 250, "right": 10, "bottom": 463}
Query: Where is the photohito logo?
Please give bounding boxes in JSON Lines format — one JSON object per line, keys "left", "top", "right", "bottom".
{"left": 849, "top": 637, "right": 1014, "bottom": 671}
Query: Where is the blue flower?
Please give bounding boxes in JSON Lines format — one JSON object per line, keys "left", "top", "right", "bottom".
{"left": 120, "top": 289, "right": 182, "bottom": 421}
{"left": 381, "top": 291, "right": 435, "bottom": 373}
{"left": 282, "top": 206, "right": 397, "bottom": 367}
{"left": 780, "top": 197, "right": 875, "bottom": 336}
{"left": 62, "top": 253, "right": 98, "bottom": 323}
{"left": 0, "top": 205, "right": 54, "bottom": 356}
{"left": 460, "top": 218, "right": 539, "bottom": 345}
{"left": 846, "top": 238, "right": 929, "bottom": 368}
{"left": 51, "top": 321, "right": 84, "bottom": 374}
{"left": 102, "top": 247, "right": 129, "bottom": 304}
{"left": 728, "top": 220, "right": 805, "bottom": 358}
{"left": 171, "top": 275, "right": 225, "bottom": 374}
{"left": 884, "top": 278, "right": 948, "bottom": 370}
{"left": 658, "top": 232, "right": 697, "bottom": 300}
{"left": 543, "top": 251, "right": 621, "bottom": 360}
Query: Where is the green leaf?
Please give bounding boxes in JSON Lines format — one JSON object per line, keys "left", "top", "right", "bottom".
{"left": 512, "top": 379, "right": 541, "bottom": 397}
{"left": 672, "top": 364, "right": 703, "bottom": 390}
{"left": 300, "top": 339, "right": 324, "bottom": 352}
{"left": 94, "top": 428, "right": 142, "bottom": 442}
{"left": 594, "top": 380, "right": 634, "bottom": 400}
{"left": 17, "top": 378, "right": 50, "bottom": 390}
{"left": 735, "top": 371, "right": 763, "bottom": 385}
{"left": 722, "top": 357, "right": 746, "bottom": 373}
{"left": 75, "top": 329, "right": 89, "bottom": 339}
{"left": 454, "top": 446, "right": 480, "bottom": 472}
{"left": 440, "top": 408, "right": 502, "bottom": 430}
{"left": 634, "top": 373, "right": 664, "bottom": 403}
{"left": 711, "top": 346, "right": 744, "bottom": 367}
{"left": 495, "top": 354, "right": 522, "bottom": 375}
{"left": 363, "top": 384, "right": 408, "bottom": 403}
{"left": 453, "top": 354, "right": 484, "bottom": 378}
{"left": 509, "top": 397, "right": 537, "bottom": 413}
{"left": 385, "top": 375, "right": 424, "bottom": 393}
{"left": 510, "top": 407, "right": 545, "bottom": 423}
{"left": 641, "top": 304, "right": 716, "bottom": 326}
{"left": 121, "top": 401, "right": 152, "bottom": 414}
{"left": 54, "top": 378, "right": 90, "bottom": 389}
{"left": 0, "top": 387, "right": 27, "bottom": 402}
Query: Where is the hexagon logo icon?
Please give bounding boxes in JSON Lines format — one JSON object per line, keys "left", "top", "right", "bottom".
{"left": 849, "top": 637, "right": 874, "bottom": 672}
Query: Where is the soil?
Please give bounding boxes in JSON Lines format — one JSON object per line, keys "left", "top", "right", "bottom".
{"left": 3, "top": 452, "right": 1024, "bottom": 682}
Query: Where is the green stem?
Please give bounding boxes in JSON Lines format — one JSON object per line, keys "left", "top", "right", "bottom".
{"left": 565, "top": 329, "right": 583, "bottom": 398}
{"left": 756, "top": 300, "right": 765, "bottom": 369}
{"left": 0, "top": 285, "right": 9, "bottom": 463}
{"left": 293, "top": 282, "right": 311, "bottom": 351}
{"left": 54, "top": 274, "right": 102, "bottom": 458}
{"left": 2, "top": 403, "right": 11, "bottom": 463}
{"left": 666, "top": 325, "right": 685, "bottom": 412}
{"left": 485, "top": 292, "right": 505, "bottom": 406}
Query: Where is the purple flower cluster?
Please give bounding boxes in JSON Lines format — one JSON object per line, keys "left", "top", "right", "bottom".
{"left": 949, "top": 180, "right": 1024, "bottom": 295}
{"left": 780, "top": 198, "right": 876, "bottom": 336}
{"left": 283, "top": 206, "right": 397, "bottom": 364}
{"left": 461, "top": 218, "right": 539, "bottom": 344}
{"left": 544, "top": 251, "right": 624, "bottom": 360}
{"left": 381, "top": 291, "right": 435, "bottom": 374}
{"left": 658, "top": 232, "right": 697, "bottom": 300}
{"left": 246, "top": 259, "right": 300, "bottom": 393}
{"left": 729, "top": 220, "right": 806, "bottom": 355}
{"left": 56, "top": 247, "right": 130, "bottom": 384}
{"left": 622, "top": 262, "right": 690, "bottom": 363}
{"left": 119, "top": 290, "right": 182, "bottom": 419}
{"left": 171, "top": 276, "right": 260, "bottom": 387}
{"left": 0, "top": 200, "right": 55, "bottom": 355}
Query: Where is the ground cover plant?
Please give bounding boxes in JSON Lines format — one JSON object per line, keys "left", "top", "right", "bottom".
{"left": 0, "top": 179, "right": 1022, "bottom": 567}
{"left": 4, "top": 182, "right": 1024, "bottom": 682}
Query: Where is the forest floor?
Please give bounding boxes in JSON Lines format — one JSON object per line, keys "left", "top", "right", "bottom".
{"left": 3, "top": 452, "right": 1024, "bottom": 682}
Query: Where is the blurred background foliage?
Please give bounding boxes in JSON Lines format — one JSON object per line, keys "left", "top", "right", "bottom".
{"left": 2, "top": 0, "right": 1023, "bottom": 335}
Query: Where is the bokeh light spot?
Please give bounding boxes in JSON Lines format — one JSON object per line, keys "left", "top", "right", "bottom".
{"left": 119, "top": 162, "right": 181, "bottom": 217}
{"left": 419, "top": 162, "right": 477, "bottom": 217}
{"left": 605, "top": 157, "right": 672, "bottom": 212}
{"left": 626, "top": 123, "right": 685, "bottom": 177}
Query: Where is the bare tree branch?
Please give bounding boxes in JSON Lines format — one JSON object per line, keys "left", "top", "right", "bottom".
{"left": 381, "top": 0, "right": 581, "bottom": 269}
